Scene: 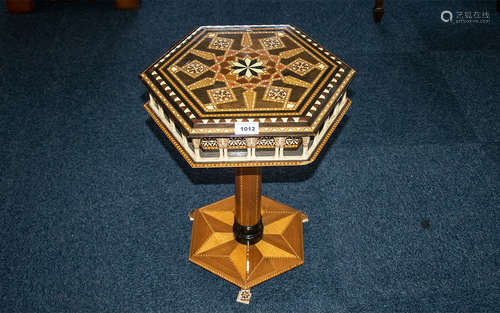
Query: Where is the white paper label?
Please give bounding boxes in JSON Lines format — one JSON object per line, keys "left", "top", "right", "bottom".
{"left": 234, "top": 122, "right": 259, "bottom": 135}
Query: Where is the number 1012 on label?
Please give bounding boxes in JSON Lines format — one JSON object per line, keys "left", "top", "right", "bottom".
{"left": 234, "top": 122, "right": 259, "bottom": 135}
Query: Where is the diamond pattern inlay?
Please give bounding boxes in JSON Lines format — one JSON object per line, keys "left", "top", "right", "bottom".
{"left": 208, "top": 87, "right": 236, "bottom": 104}
{"left": 182, "top": 60, "right": 209, "bottom": 78}
{"left": 209, "top": 36, "right": 233, "bottom": 50}
{"left": 288, "top": 58, "right": 314, "bottom": 76}
{"left": 263, "top": 86, "right": 292, "bottom": 104}
{"left": 260, "top": 36, "right": 285, "bottom": 50}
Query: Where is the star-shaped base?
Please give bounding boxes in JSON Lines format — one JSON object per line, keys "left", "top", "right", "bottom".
{"left": 189, "top": 196, "right": 308, "bottom": 289}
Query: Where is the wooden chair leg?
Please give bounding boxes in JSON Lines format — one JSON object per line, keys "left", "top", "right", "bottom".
{"left": 115, "top": 0, "right": 140, "bottom": 10}
{"left": 6, "top": 0, "right": 34, "bottom": 13}
{"left": 373, "top": 0, "right": 384, "bottom": 23}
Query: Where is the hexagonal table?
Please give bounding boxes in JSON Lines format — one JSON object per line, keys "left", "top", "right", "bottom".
{"left": 140, "top": 25, "right": 355, "bottom": 295}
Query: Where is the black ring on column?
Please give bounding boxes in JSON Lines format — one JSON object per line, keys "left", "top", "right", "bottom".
{"left": 233, "top": 218, "right": 263, "bottom": 245}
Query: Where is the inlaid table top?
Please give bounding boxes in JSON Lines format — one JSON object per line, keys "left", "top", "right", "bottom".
{"left": 141, "top": 25, "right": 355, "bottom": 167}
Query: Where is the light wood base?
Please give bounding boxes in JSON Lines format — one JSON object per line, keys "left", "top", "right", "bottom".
{"left": 6, "top": 0, "right": 34, "bottom": 13}
{"left": 115, "top": 0, "right": 140, "bottom": 10}
{"left": 189, "top": 195, "right": 308, "bottom": 289}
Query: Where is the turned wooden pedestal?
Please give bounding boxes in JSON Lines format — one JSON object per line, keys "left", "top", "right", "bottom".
{"left": 188, "top": 168, "right": 308, "bottom": 289}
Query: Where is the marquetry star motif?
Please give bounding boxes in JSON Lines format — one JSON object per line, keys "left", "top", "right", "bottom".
{"left": 189, "top": 196, "right": 305, "bottom": 289}
{"left": 231, "top": 58, "right": 265, "bottom": 78}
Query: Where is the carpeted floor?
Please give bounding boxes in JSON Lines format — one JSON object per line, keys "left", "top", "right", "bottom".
{"left": 1, "top": 0, "right": 499, "bottom": 312}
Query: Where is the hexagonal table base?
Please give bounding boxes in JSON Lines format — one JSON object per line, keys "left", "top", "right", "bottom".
{"left": 189, "top": 195, "right": 307, "bottom": 289}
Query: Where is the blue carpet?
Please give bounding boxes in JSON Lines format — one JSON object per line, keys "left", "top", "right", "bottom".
{"left": 1, "top": 0, "right": 499, "bottom": 312}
